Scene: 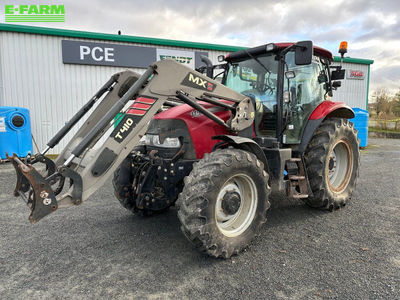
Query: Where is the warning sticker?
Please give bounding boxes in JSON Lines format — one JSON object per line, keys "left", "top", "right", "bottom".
{"left": 0, "top": 117, "right": 6, "bottom": 132}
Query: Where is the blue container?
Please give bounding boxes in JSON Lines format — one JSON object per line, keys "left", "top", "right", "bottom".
{"left": 0, "top": 106, "right": 33, "bottom": 159}
{"left": 351, "top": 108, "right": 369, "bottom": 148}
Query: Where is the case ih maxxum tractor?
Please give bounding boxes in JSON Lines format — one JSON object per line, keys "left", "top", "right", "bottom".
{"left": 8, "top": 41, "right": 359, "bottom": 258}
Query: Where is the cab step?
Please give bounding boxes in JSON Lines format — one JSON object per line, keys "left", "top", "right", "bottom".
{"left": 292, "top": 193, "right": 309, "bottom": 199}
{"left": 289, "top": 158, "right": 301, "bottom": 162}
{"left": 286, "top": 157, "right": 309, "bottom": 200}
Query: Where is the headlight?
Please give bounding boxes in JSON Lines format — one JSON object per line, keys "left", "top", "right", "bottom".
{"left": 139, "top": 136, "right": 146, "bottom": 144}
{"left": 144, "top": 134, "right": 181, "bottom": 148}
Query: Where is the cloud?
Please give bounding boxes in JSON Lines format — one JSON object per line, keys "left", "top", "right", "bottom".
{"left": 0, "top": 0, "right": 398, "bottom": 94}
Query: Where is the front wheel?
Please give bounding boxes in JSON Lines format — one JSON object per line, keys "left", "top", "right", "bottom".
{"left": 112, "top": 151, "right": 170, "bottom": 216}
{"left": 177, "top": 149, "right": 271, "bottom": 258}
{"left": 304, "top": 118, "right": 360, "bottom": 210}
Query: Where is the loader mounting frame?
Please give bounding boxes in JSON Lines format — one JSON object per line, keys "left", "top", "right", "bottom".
{"left": 8, "top": 59, "right": 255, "bottom": 223}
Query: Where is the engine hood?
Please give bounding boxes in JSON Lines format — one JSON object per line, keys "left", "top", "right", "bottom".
{"left": 151, "top": 102, "right": 232, "bottom": 158}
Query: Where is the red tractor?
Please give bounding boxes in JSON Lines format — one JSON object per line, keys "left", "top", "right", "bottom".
{"left": 8, "top": 41, "right": 359, "bottom": 258}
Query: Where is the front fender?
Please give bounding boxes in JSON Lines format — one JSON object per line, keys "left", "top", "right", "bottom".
{"left": 298, "top": 101, "right": 355, "bottom": 153}
{"left": 309, "top": 101, "right": 354, "bottom": 120}
{"left": 212, "top": 135, "right": 269, "bottom": 172}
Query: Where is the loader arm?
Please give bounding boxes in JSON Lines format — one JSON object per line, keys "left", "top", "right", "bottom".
{"left": 8, "top": 59, "right": 254, "bottom": 223}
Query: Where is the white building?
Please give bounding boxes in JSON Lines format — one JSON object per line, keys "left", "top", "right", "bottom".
{"left": 0, "top": 24, "right": 373, "bottom": 154}
{"left": 330, "top": 57, "right": 373, "bottom": 109}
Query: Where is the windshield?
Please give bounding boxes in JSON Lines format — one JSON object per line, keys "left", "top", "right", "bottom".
{"left": 225, "top": 54, "right": 279, "bottom": 110}
{"left": 224, "top": 54, "right": 279, "bottom": 135}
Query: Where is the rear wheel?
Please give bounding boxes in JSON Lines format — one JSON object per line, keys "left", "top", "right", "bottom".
{"left": 177, "top": 149, "right": 270, "bottom": 258}
{"left": 304, "top": 118, "right": 360, "bottom": 210}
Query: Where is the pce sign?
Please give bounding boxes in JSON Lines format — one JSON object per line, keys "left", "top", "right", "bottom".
{"left": 79, "top": 46, "right": 115, "bottom": 62}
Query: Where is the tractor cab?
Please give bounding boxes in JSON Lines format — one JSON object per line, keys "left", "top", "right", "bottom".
{"left": 220, "top": 42, "right": 338, "bottom": 145}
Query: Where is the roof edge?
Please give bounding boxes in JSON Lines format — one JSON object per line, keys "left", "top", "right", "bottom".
{"left": 0, "top": 23, "right": 247, "bottom": 52}
{"left": 0, "top": 24, "right": 374, "bottom": 64}
{"left": 333, "top": 56, "right": 374, "bottom": 65}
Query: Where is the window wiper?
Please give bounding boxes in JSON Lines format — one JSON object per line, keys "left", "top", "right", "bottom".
{"left": 245, "top": 49, "right": 271, "bottom": 75}
{"left": 245, "top": 49, "right": 273, "bottom": 93}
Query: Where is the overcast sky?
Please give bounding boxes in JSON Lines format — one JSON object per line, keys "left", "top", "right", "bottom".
{"left": 1, "top": 0, "right": 399, "bottom": 97}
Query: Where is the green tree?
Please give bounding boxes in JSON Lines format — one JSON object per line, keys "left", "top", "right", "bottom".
{"left": 374, "top": 89, "right": 391, "bottom": 116}
{"left": 392, "top": 90, "right": 400, "bottom": 117}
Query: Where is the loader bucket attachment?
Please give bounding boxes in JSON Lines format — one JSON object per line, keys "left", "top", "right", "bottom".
{"left": 7, "top": 153, "right": 58, "bottom": 223}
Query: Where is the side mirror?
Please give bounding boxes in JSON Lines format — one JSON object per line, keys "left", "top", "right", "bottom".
{"left": 295, "top": 40, "right": 313, "bottom": 65}
{"left": 331, "top": 69, "right": 345, "bottom": 80}
{"left": 217, "top": 55, "right": 225, "bottom": 62}
{"left": 285, "top": 70, "right": 296, "bottom": 79}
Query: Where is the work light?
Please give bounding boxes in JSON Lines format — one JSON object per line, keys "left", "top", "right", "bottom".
{"left": 266, "top": 43, "right": 277, "bottom": 52}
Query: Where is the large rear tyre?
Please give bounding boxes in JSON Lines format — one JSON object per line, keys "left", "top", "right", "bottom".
{"left": 304, "top": 118, "right": 360, "bottom": 210}
{"left": 177, "top": 149, "right": 271, "bottom": 258}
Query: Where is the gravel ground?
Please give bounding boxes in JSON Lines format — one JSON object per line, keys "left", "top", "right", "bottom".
{"left": 0, "top": 137, "right": 399, "bottom": 299}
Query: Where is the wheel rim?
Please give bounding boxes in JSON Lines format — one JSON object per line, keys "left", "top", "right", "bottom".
{"left": 327, "top": 139, "right": 353, "bottom": 192}
{"left": 215, "top": 173, "right": 258, "bottom": 237}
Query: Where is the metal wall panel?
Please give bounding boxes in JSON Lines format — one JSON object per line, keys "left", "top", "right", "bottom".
{"left": 330, "top": 62, "right": 369, "bottom": 110}
{"left": 0, "top": 41, "right": 3, "bottom": 106}
{"left": 0, "top": 31, "right": 228, "bottom": 154}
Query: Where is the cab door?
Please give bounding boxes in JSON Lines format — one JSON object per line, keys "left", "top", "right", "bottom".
{"left": 283, "top": 52, "right": 329, "bottom": 144}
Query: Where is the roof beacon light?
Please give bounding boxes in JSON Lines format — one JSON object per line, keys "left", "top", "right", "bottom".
{"left": 266, "top": 43, "right": 277, "bottom": 52}
{"left": 339, "top": 41, "right": 348, "bottom": 57}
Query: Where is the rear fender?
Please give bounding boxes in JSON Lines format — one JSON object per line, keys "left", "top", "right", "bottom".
{"left": 212, "top": 135, "right": 269, "bottom": 173}
{"left": 298, "top": 101, "right": 354, "bottom": 153}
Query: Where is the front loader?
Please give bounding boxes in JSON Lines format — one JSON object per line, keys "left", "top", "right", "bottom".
{"left": 8, "top": 41, "right": 360, "bottom": 258}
